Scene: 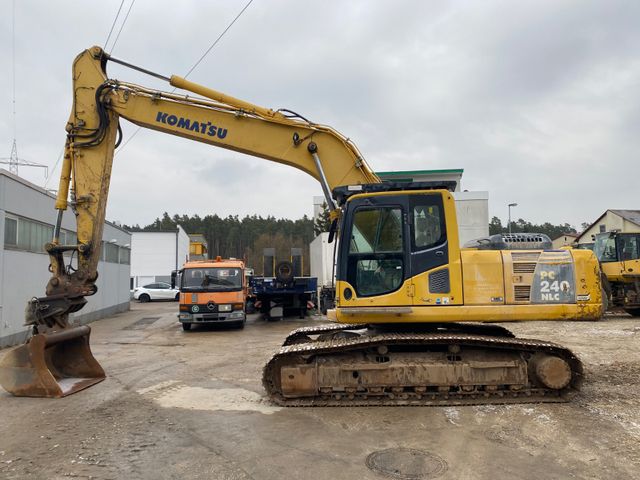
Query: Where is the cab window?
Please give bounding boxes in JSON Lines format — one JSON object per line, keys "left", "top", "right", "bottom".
{"left": 619, "top": 236, "right": 639, "bottom": 261}
{"left": 347, "top": 207, "right": 404, "bottom": 297}
{"left": 594, "top": 236, "right": 617, "bottom": 262}
{"left": 411, "top": 201, "right": 445, "bottom": 251}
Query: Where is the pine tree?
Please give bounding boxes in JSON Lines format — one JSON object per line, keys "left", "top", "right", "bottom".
{"left": 313, "top": 202, "right": 332, "bottom": 236}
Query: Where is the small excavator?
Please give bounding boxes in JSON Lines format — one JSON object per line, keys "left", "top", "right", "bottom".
{"left": 0, "top": 47, "right": 604, "bottom": 404}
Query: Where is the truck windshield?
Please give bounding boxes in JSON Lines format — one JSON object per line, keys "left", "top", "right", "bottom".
{"left": 182, "top": 268, "right": 243, "bottom": 291}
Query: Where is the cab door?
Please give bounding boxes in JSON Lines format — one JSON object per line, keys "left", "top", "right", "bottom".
{"left": 338, "top": 194, "right": 414, "bottom": 307}
{"left": 409, "top": 193, "right": 463, "bottom": 306}
{"left": 618, "top": 234, "right": 640, "bottom": 278}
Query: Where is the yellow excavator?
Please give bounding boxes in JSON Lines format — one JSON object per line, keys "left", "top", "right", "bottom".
{"left": 593, "top": 231, "right": 640, "bottom": 316}
{"left": 0, "top": 47, "right": 604, "bottom": 404}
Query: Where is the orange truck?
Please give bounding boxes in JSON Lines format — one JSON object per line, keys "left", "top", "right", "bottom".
{"left": 172, "top": 257, "right": 247, "bottom": 331}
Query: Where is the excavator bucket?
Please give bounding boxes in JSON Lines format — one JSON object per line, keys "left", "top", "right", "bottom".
{"left": 0, "top": 325, "right": 105, "bottom": 398}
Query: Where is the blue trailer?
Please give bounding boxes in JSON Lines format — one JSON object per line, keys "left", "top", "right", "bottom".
{"left": 249, "top": 270, "right": 317, "bottom": 321}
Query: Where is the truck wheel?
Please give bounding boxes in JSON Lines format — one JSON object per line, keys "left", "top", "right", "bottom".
{"left": 182, "top": 322, "right": 192, "bottom": 331}
{"left": 624, "top": 308, "right": 640, "bottom": 317}
{"left": 235, "top": 319, "right": 246, "bottom": 329}
{"left": 246, "top": 299, "right": 256, "bottom": 314}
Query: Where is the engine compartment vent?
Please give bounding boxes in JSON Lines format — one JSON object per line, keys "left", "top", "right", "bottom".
{"left": 513, "top": 263, "right": 536, "bottom": 274}
{"left": 511, "top": 252, "right": 541, "bottom": 262}
{"left": 514, "top": 285, "right": 531, "bottom": 302}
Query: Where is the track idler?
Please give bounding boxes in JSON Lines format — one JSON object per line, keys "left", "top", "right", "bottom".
{"left": 0, "top": 325, "right": 105, "bottom": 398}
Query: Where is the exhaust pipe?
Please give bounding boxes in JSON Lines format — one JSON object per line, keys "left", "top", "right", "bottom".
{"left": 0, "top": 325, "right": 105, "bottom": 398}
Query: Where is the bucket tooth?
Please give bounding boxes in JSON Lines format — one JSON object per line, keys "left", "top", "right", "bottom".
{"left": 0, "top": 325, "right": 105, "bottom": 398}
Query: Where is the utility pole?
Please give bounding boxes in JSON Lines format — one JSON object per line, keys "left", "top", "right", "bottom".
{"left": 0, "top": 139, "right": 48, "bottom": 177}
{"left": 508, "top": 203, "right": 518, "bottom": 235}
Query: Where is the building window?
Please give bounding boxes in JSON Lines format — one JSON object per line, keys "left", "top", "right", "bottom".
{"left": 60, "top": 230, "right": 77, "bottom": 246}
{"left": 119, "top": 247, "right": 131, "bottom": 265}
{"left": 4, "top": 216, "right": 18, "bottom": 246}
{"left": 105, "top": 243, "right": 119, "bottom": 263}
{"left": 3, "top": 214, "right": 128, "bottom": 263}
{"left": 4, "top": 214, "right": 53, "bottom": 253}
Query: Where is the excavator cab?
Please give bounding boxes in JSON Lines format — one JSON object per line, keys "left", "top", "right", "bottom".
{"left": 593, "top": 232, "right": 640, "bottom": 316}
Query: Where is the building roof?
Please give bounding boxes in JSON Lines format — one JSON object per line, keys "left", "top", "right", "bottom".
{"left": 554, "top": 233, "right": 578, "bottom": 240}
{"left": 1, "top": 168, "right": 130, "bottom": 235}
{"left": 610, "top": 210, "right": 640, "bottom": 226}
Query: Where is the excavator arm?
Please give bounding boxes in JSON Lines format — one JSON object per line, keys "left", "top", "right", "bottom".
{"left": 0, "top": 46, "right": 378, "bottom": 397}
{"left": 43, "top": 46, "right": 378, "bottom": 332}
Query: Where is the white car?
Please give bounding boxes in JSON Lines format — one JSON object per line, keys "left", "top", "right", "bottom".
{"left": 133, "top": 282, "right": 180, "bottom": 302}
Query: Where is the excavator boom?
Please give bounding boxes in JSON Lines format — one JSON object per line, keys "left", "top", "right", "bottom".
{"left": 0, "top": 46, "right": 378, "bottom": 397}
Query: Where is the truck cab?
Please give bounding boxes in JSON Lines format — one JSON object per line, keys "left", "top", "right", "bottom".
{"left": 173, "top": 257, "right": 247, "bottom": 330}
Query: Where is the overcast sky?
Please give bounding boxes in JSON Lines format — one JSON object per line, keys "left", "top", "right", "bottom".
{"left": 1, "top": 0, "right": 638, "bottom": 229}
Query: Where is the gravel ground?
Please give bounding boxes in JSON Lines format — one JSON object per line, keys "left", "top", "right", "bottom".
{"left": 0, "top": 303, "right": 638, "bottom": 480}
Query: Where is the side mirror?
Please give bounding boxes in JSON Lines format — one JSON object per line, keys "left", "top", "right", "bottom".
{"left": 170, "top": 270, "right": 177, "bottom": 289}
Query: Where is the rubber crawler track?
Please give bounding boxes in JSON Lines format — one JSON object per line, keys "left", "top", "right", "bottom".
{"left": 263, "top": 325, "right": 583, "bottom": 407}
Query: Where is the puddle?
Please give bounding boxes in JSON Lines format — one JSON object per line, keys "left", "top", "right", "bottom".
{"left": 443, "top": 407, "right": 460, "bottom": 425}
{"left": 138, "top": 383, "right": 281, "bottom": 415}
{"left": 124, "top": 317, "right": 161, "bottom": 330}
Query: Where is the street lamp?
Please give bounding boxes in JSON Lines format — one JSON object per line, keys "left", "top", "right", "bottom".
{"left": 508, "top": 203, "right": 518, "bottom": 235}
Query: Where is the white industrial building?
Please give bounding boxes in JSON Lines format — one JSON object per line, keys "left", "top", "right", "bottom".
{"left": 130, "top": 226, "right": 190, "bottom": 288}
{"left": 0, "top": 169, "right": 131, "bottom": 347}
{"left": 377, "top": 168, "right": 489, "bottom": 245}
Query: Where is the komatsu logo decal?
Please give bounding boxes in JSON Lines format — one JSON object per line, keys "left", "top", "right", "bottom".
{"left": 155, "top": 112, "right": 228, "bottom": 139}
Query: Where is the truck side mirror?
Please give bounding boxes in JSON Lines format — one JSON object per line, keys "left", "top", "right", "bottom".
{"left": 170, "top": 270, "right": 177, "bottom": 289}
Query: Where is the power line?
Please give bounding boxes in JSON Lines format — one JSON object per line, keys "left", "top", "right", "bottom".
{"left": 46, "top": 0, "right": 127, "bottom": 182}
{"left": 109, "top": 0, "right": 136, "bottom": 55}
{"left": 104, "top": 0, "right": 126, "bottom": 51}
{"left": 183, "top": 0, "right": 255, "bottom": 80}
{"left": 1, "top": 0, "right": 47, "bottom": 177}
{"left": 115, "top": 0, "right": 255, "bottom": 155}
{"left": 44, "top": 147, "right": 64, "bottom": 189}
{"left": 12, "top": 0, "right": 16, "bottom": 140}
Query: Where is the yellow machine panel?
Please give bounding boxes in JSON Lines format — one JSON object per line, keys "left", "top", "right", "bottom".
{"left": 461, "top": 250, "right": 506, "bottom": 305}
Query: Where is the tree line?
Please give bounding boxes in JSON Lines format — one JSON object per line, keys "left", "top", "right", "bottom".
{"left": 489, "top": 217, "right": 588, "bottom": 238}
{"left": 124, "top": 212, "right": 315, "bottom": 275}
{"left": 123, "top": 210, "right": 584, "bottom": 275}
